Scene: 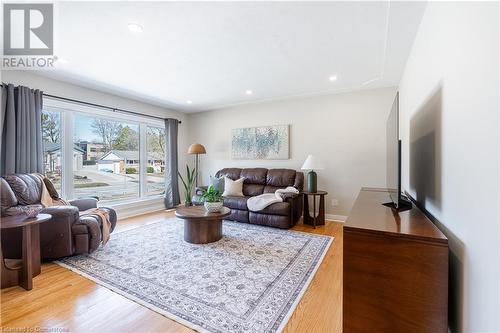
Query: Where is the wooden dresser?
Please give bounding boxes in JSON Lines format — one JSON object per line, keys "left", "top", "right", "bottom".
{"left": 343, "top": 188, "right": 448, "bottom": 332}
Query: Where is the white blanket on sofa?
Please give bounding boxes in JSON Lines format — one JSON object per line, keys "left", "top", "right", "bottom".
{"left": 247, "top": 186, "right": 299, "bottom": 212}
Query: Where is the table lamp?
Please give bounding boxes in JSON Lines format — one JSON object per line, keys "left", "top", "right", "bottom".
{"left": 187, "top": 143, "right": 206, "bottom": 186}
{"left": 301, "top": 155, "right": 324, "bottom": 192}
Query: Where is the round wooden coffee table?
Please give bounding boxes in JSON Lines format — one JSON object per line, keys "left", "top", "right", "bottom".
{"left": 175, "top": 206, "right": 230, "bottom": 244}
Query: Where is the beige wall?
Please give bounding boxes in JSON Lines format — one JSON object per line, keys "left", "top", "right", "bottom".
{"left": 188, "top": 87, "right": 397, "bottom": 217}
{"left": 398, "top": 2, "right": 499, "bottom": 332}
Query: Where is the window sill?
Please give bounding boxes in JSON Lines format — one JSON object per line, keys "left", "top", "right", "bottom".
{"left": 101, "top": 196, "right": 165, "bottom": 220}
{"left": 100, "top": 195, "right": 163, "bottom": 207}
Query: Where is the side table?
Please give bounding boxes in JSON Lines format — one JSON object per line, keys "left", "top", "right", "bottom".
{"left": 302, "top": 191, "right": 328, "bottom": 228}
{"left": 1, "top": 213, "right": 52, "bottom": 290}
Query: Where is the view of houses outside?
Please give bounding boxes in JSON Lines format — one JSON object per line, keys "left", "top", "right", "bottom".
{"left": 42, "top": 110, "right": 166, "bottom": 201}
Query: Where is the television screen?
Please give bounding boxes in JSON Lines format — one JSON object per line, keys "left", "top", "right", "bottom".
{"left": 386, "top": 92, "right": 399, "bottom": 205}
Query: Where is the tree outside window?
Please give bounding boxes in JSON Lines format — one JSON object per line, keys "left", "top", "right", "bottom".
{"left": 42, "top": 110, "right": 62, "bottom": 192}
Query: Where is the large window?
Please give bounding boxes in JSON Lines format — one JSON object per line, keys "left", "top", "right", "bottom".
{"left": 73, "top": 114, "right": 140, "bottom": 201}
{"left": 147, "top": 126, "right": 166, "bottom": 195}
{"left": 42, "top": 110, "right": 62, "bottom": 192}
{"left": 42, "top": 99, "right": 166, "bottom": 203}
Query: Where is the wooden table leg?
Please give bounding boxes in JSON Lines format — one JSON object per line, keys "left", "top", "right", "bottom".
{"left": 20, "top": 225, "right": 33, "bottom": 290}
{"left": 318, "top": 194, "right": 325, "bottom": 225}
{"left": 313, "top": 194, "right": 317, "bottom": 228}
{"left": 31, "top": 224, "right": 41, "bottom": 276}
{"left": 303, "top": 194, "right": 310, "bottom": 225}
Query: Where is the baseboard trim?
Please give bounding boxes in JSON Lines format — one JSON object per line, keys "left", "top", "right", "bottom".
{"left": 307, "top": 211, "right": 347, "bottom": 222}
{"left": 325, "top": 214, "right": 347, "bottom": 222}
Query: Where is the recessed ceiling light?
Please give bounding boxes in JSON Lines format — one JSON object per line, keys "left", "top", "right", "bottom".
{"left": 245, "top": 90, "right": 253, "bottom": 95}
{"left": 128, "top": 23, "right": 143, "bottom": 33}
{"left": 186, "top": 100, "right": 193, "bottom": 105}
{"left": 329, "top": 75, "right": 338, "bottom": 82}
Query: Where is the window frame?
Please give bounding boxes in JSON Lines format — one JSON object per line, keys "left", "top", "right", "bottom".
{"left": 43, "top": 98, "right": 165, "bottom": 203}
{"left": 145, "top": 124, "right": 167, "bottom": 196}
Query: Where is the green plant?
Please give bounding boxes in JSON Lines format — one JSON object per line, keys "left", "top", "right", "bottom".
{"left": 178, "top": 165, "right": 196, "bottom": 206}
{"left": 125, "top": 167, "right": 137, "bottom": 174}
{"left": 147, "top": 166, "right": 155, "bottom": 173}
{"left": 201, "top": 185, "right": 222, "bottom": 203}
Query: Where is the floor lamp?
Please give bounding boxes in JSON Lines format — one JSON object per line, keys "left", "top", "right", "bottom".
{"left": 187, "top": 143, "right": 206, "bottom": 187}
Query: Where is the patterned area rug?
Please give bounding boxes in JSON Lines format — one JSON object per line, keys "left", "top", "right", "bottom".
{"left": 56, "top": 218, "right": 333, "bottom": 333}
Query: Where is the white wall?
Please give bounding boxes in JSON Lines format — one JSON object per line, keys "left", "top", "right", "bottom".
{"left": 398, "top": 2, "right": 499, "bottom": 332}
{"left": 188, "top": 87, "right": 397, "bottom": 217}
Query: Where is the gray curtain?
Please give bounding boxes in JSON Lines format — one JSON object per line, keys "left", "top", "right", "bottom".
{"left": 0, "top": 84, "right": 44, "bottom": 175}
{"left": 164, "top": 118, "right": 180, "bottom": 208}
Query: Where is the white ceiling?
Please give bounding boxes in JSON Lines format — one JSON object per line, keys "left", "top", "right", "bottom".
{"left": 37, "top": 1, "right": 426, "bottom": 113}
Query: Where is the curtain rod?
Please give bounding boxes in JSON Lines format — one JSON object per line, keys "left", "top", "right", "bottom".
{"left": 1, "top": 83, "right": 181, "bottom": 124}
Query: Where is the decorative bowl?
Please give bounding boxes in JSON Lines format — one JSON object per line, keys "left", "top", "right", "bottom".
{"left": 204, "top": 201, "right": 223, "bottom": 213}
{"left": 22, "top": 206, "right": 42, "bottom": 218}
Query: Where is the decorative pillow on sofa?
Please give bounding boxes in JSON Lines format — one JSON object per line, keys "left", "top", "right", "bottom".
{"left": 209, "top": 175, "right": 224, "bottom": 193}
{"left": 222, "top": 177, "right": 245, "bottom": 197}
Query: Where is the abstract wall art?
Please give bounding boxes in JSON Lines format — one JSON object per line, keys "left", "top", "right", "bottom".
{"left": 231, "top": 125, "right": 289, "bottom": 160}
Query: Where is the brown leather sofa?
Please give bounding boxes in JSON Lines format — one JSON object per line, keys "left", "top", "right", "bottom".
{"left": 214, "top": 168, "right": 303, "bottom": 229}
{"left": 0, "top": 174, "right": 117, "bottom": 259}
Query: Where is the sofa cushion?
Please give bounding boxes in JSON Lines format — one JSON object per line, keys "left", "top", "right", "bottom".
{"left": 216, "top": 168, "right": 242, "bottom": 181}
{"left": 243, "top": 184, "right": 265, "bottom": 197}
{"left": 223, "top": 196, "right": 249, "bottom": 210}
{"left": 241, "top": 168, "right": 268, "bottom": 185}
{"left": 266, "top": 169, "right": 296, "bottom": 187}
{"left": 257, "top": 202, "right": 290, "bottom": 216}
{"left": 0, "top": 178, "right": 18, "bottom": 210}
{"left": 263, "top": 185, "right": 284, "bottom": 194}
{"left": 3, "top": 174, "right": 43, "bottom": 205}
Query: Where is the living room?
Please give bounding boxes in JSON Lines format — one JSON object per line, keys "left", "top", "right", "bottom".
{"left": 1, "top": 1, "right": 499, "bottom": 333}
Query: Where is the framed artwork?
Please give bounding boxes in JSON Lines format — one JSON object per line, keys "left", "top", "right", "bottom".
{"left": 231, "top": 124, "right": 289, "bottom": 160}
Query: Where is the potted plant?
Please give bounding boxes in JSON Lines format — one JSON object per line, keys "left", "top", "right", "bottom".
{"left": 200, "top": 184, "right": 223, "bottom": 212}
{"left": 178, "top": 165, "right": 196, "bottom": 207}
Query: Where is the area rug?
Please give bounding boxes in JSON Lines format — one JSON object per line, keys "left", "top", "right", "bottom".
{"left": 56, "top": 218, "right": 333, "bottom": 333}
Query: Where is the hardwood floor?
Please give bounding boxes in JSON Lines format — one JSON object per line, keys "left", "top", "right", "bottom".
{"left": 1, "top": 211, "right": 343, "bottom": 332}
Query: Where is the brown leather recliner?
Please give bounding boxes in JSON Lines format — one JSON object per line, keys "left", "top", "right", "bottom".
{"left": 215, "top": 168, "right": 304, "bottom": 229}
{"left": 0, "top": 174, "right": 117, "bottom": 259}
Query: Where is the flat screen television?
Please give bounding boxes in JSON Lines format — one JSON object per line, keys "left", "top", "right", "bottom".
{"left": 385, "top": 92, "right": 412, "bottom": 211}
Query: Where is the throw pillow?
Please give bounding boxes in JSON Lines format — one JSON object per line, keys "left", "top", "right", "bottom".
{"left": 209, "top": 175, "right": 224, "bottom": 193}
{"left": 222, "top": 177, "right": 245, "bottom": 197}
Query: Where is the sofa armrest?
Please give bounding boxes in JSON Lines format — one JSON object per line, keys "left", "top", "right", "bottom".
{"left": 284, "top": 193, "right": 303, "bottom": 225}
{"left": 69, "top": 198, "right": 98, "bottom": 211}
{"left": 279, "top": 192, "right": 299, "bottom": 200}
{"left": 41, "top": 205, "right": 80, "bottom": 222}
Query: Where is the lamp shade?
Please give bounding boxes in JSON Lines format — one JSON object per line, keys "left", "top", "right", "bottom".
{"left": 301, "top": 155, "right": 324, "bottom": 170}
{"left": 187, "top": 143, "right": 206, "bottom": 154}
